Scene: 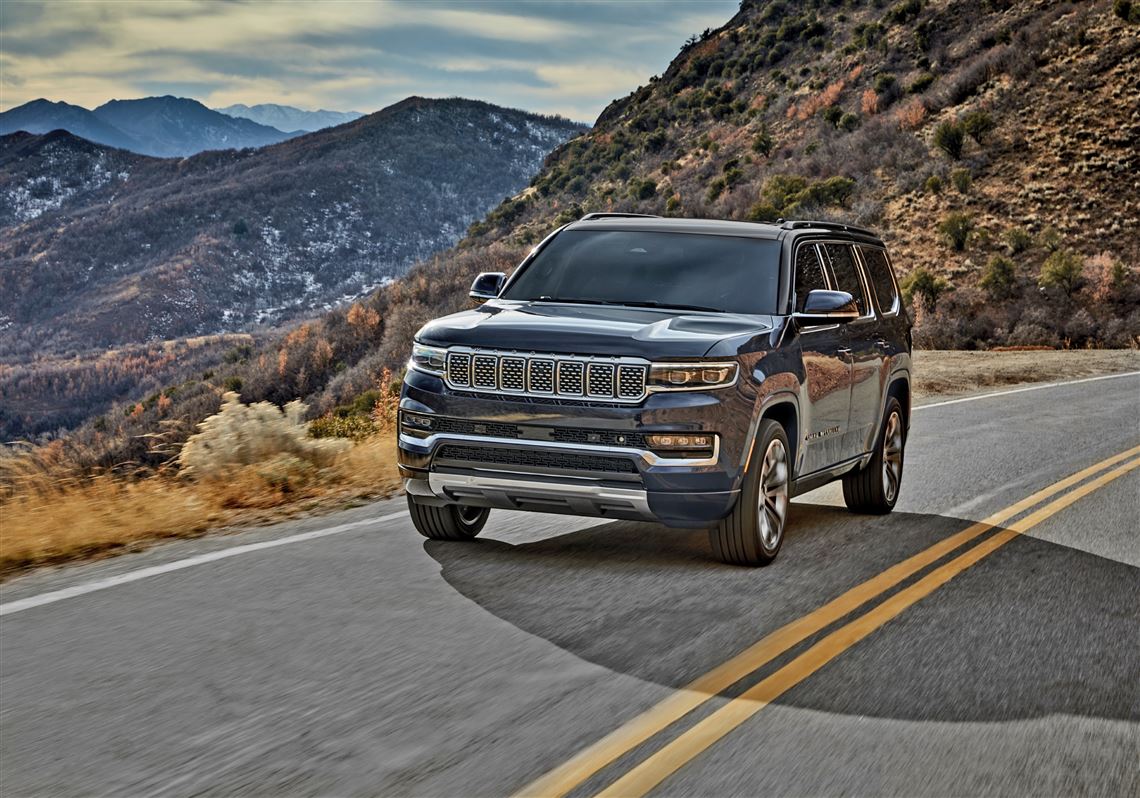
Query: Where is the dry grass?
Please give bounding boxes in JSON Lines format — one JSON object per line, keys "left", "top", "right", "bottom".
{"left": 913, "top": 349, "right": 1139, "bottom": 399}
{"left": 0, "top": 399, "right": 402, "bottom": 578}
{"left": 2, "top": 350, "right": 1135, "bottom": 578}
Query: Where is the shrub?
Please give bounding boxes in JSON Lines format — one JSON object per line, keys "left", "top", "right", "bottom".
{"left": 629, "top": 178, "right": 657, "bottom": 200}
{"left": 907, "top": 72, "right": 935, "bottom": 94}
{"left": 938, "top": 212, "right": 974, "bottom": 251}
{"left": 1038, "top": 225, "right": 1062, "bottom": 252}
{"left": 873, "top": 73, "right": 897, "bottom": 94}
{"left": 950, "top": 168, "right": 971, "bottom": 193}
{"left": 896, "top": 98, "right": 927, "bottom": 130}
{"left": 932, "top": 120, "right": 965, "bottom": 159}
{"left": 706, "top": 177, "right": 727, "bottom": 202}
{"left": 924, "top": 175, "right": 942, "bottom": 194}
{"left": 838, "top": 112, "right": 860, "bottom": 132}
{"left": 823, "top": 106, "right": 844, "bottom": 126}
{"left": 1004, "top": 226, "right": 1032, "bottom": 254}
{"left": 309, "top": 413, "right": 376, "bottom": 440}
{"left": 1007, "top": 321, "right": 1055, "bottom": 347}
{"left": 231, "top": 219, "right": 249, "bottom": 236}
{"left": 665, "top": 194, "right": 682, "bottom": 214}
{"left": 861, "top": 89, "right": 879, "bottom": 115}
{"left": 980, "top": 255, "right": 1017, "bottom": 300}
{"left": 962, "top": 110, "right": 996, "bottom": 144}
{"left": 1114, "top": 0, "right": 1140, "bottom": 22}
{"left": 1039, "top": 249, "right": 1085, "bottom": 297}
{"left": 901, "top": 267, "right": 951, "bottom": 310}
{"left": 751, "top": 125, "right": 774, "bottom": 157}
{"left": 178, "top": 392, "right": 348, "bottom": 479}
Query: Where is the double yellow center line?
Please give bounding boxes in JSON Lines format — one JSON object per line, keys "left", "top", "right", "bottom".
{"left": 517, "top": 445, "right": 1140, "bottom": 798}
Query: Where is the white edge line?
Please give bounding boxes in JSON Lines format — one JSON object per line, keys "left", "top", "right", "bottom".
{"left": 4, "top": 369, "right": 1137, "bottom": 616}
{"left": 913, "top": 370, "right": 1140, "bottom": 411}
{"left": 0, "top": 512, "right": 405, "bottom": 617}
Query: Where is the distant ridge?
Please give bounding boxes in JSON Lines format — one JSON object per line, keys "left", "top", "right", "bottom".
{"left": 215, "top": 103, "right": 364, "bottom": 133}
{"left": 0, "top": 95, "right": 296, "bottom": 156}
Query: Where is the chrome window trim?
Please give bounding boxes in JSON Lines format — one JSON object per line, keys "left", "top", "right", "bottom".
{"left": 791, "top": 241, "right": 840, "bottom": 333}
{"left": 399, "top": 430, "right": 721, "bottom": 467}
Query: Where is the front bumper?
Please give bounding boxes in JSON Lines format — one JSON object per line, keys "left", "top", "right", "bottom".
{"left": 398, "top": 369, "right": 753, "bottom": 527}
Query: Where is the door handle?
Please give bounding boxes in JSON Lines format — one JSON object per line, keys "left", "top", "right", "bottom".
{"left": 836, "top": 347, "right": 852, "bottom": 356}
{"left": 875, "top": 338, "right": 890, "bottom": 349}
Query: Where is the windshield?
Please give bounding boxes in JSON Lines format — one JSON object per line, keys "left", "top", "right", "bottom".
{"left": 501, "top": 229, "right": 781, "bottom": 314}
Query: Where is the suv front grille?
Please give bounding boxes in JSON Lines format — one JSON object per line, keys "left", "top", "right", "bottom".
{"left": 445, "top": 349, "right": 647, "bottom": 403}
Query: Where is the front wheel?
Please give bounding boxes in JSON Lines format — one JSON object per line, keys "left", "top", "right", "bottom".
{"left": 710, "top": 419, "right": 790, "bottom": 567}
{"left": 407, "top": 495, "right": 489, "bottom": 540}
{"left": 842, "top": 396, "right": 905, "bottom": 514}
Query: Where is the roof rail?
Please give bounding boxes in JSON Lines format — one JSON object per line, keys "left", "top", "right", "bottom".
{"left": 780, "top": 219, "right": 879, "bottom": 237}
{"left": 577, "top": 212, "right": 661, "bottom": 221}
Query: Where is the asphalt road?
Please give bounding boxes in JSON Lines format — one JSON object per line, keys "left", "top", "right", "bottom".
{"left": 2, "top": 373, "right": 1138, "bottom": 797}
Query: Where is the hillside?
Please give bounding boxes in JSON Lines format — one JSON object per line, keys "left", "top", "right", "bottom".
{"left": 6, "top": 0, "right": 1138, "bottom": 472}
{"left": 215, "top": 104, "right": 364, "bottom": 133}
{"left": 0, "top": 98, "right": 586, "bottom": 360}
{"left": 0, "top": 96, "right": 296, "bottom": 157}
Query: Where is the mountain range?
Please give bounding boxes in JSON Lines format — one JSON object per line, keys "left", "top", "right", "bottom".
{"left": 215, "top": 104, "right": 364, "bottom": 132}
{"left": 0, "top": 96, "right": 299, "bottom": 157}
{"left": 0, "top": 97, "right": 586, "bottom": 361}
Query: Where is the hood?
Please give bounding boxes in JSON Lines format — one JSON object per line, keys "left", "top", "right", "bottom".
{"left": 416, "top": 301, "right": 775, "bottom": 359}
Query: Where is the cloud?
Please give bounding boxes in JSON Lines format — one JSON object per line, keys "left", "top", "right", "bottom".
{"left": 0, "top": 0, "right": 738, "bottom": 121}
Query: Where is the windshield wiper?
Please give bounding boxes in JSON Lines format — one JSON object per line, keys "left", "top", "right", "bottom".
{"left": 529, "top": 297, "right": 723, "bottom": 313}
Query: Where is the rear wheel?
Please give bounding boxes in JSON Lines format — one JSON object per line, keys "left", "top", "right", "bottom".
{"left": 407, "top": 495, "right": 489, "bottom": 540}
{"left": 842, "top": 396, "right": 905, "bottom": 514}
{"left": 710, "top": 419, "right": 790, "bottom": 567}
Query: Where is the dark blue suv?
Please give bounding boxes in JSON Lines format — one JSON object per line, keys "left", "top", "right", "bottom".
{"left": 398, "top": 215, "right": 912, "bottom": 565}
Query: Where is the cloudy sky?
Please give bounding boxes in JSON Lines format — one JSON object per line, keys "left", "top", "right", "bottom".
{"left": 1, "top": 0, "right": 739, "bottom": 121}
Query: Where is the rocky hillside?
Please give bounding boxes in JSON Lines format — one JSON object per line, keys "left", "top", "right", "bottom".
{"left": 0, "top": 98, "right": 585, "bottom": 360}
{"left": 451, "top": 0, "right": 1138, "bottom": 350}
{"left": 0, "top": 96, "right": 296, "bottom": 157}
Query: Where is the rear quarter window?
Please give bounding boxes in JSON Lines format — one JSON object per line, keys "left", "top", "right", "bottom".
{"left": 859, "top": 246, "right": 899, "bottom": 315}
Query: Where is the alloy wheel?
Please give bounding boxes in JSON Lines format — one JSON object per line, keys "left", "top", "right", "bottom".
{"left": 757, "top": 438, "right": 789, "bottom": 550}
{"left": 881, "top": 411, "right": 904, "bottom": 503}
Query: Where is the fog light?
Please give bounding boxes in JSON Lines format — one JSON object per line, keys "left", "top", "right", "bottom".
{"left": 646, "top": 433, "right": 714, "bottom": 450}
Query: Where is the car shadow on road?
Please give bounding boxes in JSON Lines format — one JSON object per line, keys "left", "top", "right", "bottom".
{"left": 424, "top": 502, "right": 1139, "bottom": 722}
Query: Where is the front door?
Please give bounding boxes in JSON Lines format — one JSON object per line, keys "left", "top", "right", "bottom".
{"left": 794, "top": 242, "right": 852, "bottom": 475}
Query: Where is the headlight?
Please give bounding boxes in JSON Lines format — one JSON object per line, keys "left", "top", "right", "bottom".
{"left": 409, "top": 343, "right": 447, "bottom": 376}
{"left": 647, "top": 362, "right": 738, "bottom": 391}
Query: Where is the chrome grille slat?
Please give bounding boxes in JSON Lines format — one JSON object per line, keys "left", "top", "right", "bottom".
{"left": 586, "top": 363, "right": 615, "bottom": 397}
{"left": 444, "top": 349, "right": 647, "bottom": 403}
{"left": 447, "top": 352, "right": 471, "bottom": 387}
{"left": 500, "top": 357, "right": 526, "bottom": 392}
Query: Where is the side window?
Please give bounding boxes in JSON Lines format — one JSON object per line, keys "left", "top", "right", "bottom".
{"left": 859, "top": 246, "right": 899, "bottom": 315}
{"left": 794, "top": 244, "right": 829, "bottom": 312}
{"left": 822, "top": 243, "right": 868, "bottom": 316}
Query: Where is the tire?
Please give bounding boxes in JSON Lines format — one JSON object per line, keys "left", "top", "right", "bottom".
{"left": 842, "top": 396, "right": 905, "bottom": 514}
{"left": 407, "top": 495, "right": 489, "bottom": 540}
{"left": 710, "top": 419, "right": 791, "bottom": 567}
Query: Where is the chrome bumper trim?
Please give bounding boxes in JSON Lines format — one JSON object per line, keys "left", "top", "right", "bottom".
{"left": 425, "top": 472, "right": 654, "bottom": 520}
{"left": 398, "top": 431, "right": 719, "bottom": 467}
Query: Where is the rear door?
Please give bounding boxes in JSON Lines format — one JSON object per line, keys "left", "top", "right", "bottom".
{"left": 821, "top": 242, "right": 884, "bottom": 459}
{"left": 794, "top": 241, "right": 852, "bottom": 475}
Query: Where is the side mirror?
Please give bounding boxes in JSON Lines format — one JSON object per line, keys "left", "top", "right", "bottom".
{"left": 469, "top": 272, "right": 506, "bottom": 301}
{"left": 793, "top": 289, "right": 859, "bottom": 325}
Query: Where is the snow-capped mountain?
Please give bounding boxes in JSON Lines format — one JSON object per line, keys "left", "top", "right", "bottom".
{"left": 0, "top": 97, "right": 586, "bottom": 356}
{"left": 215, "top": 103, "right": 364, "bottom": 133}
{"left": 0, "top": 96, "right": 297, "bottom": 157}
